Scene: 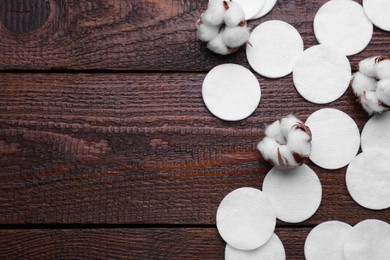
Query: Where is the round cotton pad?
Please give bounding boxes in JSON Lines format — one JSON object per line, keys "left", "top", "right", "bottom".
{"left": 313, "top": 0, "right": 373, "bottom": 56}
{"left": 361, "top": 111, "right": 390, "bottom": 152}
{"left": 225, "top": 233, "right": 285, "bottom": 260}
{"left": 305, "top": 221, "right": 352, "bottom": 260}
{"left": 305, "top": 108, "right": 360, "bottom": 170}
{"left": 233, "top": 0, "right": 264, "bottom": 20}
{"left": 216, "top": 187, "right": 276, "bottom": 250}
{"left": 262, "top": 165, "right": 322, "bottom": 223}
{"left": 202, "top": 64, "right": 261, "bottom": 121}
{"left": 346, "top": 150, "right": 390, "bottom": 210}
{"left": 246, "top": 20, "right": 304, "bottom": 78}
{"left": 343, "top": 219, "right": 390, "bottom": 260}
{"left": 363, "top": 0, "right": 390, "bottom": 32}
{"left": 251, "top": 0, "right": 277, "bottom": 20}
{"left": 293, "top": 45, "right": 351, "bottom": 104}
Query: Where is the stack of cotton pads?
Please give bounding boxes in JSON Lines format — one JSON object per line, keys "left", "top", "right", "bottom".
{"left": 305, "top": 219, "right": 390, "bottom": 260}
{"left": 217, "top": 165, "right": 322, "bottom": 259}
{"left": 346, "top": 112, "right": 390, "bottom": 210}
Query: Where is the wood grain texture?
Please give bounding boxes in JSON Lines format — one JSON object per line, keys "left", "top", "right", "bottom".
{"left": 0, "top": 228, "right": 307, "bottom": 259}
{"left": 1, "top": 73, "right": 390, "bottom": 225}
{"left": 0, "top": 0, "right": 389, "bottom": 70}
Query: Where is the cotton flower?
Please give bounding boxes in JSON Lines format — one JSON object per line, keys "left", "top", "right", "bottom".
{"left": 359, "top": 56, "right": 381, "bottom": 78}
{"left": 221, "top": 25, "right": 250, "bottom": 48}
{"left": 196, "top": 0, "right": 249, "bottom": 55}
{"left": 375, "top": 59, "right": 390, "bottom": 80}
{"left": 351, "top": 57, "right": 390, "bottom": 115}
{"left": 257, "top": 115, "right": 312, "bottom": 169}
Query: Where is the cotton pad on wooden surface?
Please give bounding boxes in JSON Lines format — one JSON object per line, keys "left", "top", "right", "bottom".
{"left": 293, "top": 45, "right": 351, "bottom": 104}
{"left": 346, "top": 150, "right": 390, "bottom": 210}
{"left": 251, "top": 0, "right": 277, "bottom": 20}
{"left": 343, "top": 219, "right": 390, "bottom": 260}
{"left": 363, "top": 0, "right": 390, "bottom": 32}
{"left": 233, "top": 0, "right": 264, "bottom": 20}
{"left": 246, "top": 20, "right": 304, "bottom": 78}
{"left": 304, "top": 221, "right": 352, "bottom": 260}
{"left": 262, "top": 165, "right": 322, "bottom": 223}
{"left": 305, "top": 108, "right": 360, "bottom": 170}
{"left": 225, "top": 233, "right": 285, "bottom": 260}
{"left": 202, "top": 63, "right": 261, "bottom": 121}
{"left": 216, "top": 187, "right": 276, "bottom": 250}
{"left": 313, "top": 0, "right": 373, "bottom": 56}
{"left": 361, "top": 111, "right": 390, "bottom": 152}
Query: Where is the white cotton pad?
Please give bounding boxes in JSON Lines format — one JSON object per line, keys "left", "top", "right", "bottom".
{"left": 293, "top": 45, "right": 351, "bottom": 104}
{"left": 346, "top": 150, "right": 390, "bottom": 210}
{"left": 262, "top": 165, "right": 322, "bottom": 223}
{"left": 216, "top": 187, "right": 276, "bottom": 250}
{"left": 202, "top": 63, "right": 261, "bottom": 121}
{"left": 305, "top": 221, "right": 352, "bottom": 260}
{"left": 246, "top": 20, "right": 304, "bottom": 78}
{"left": 343, "top": 219, "right": 390, "bottom": 260}
{"left": 305, "top": 108, "right": 360, "bottom": 170}
{"left": 252, "top": 0, "right": 277, "bottom": 20}
{"left": 363, "top": 0, "right": 390, "bottom": 32}
{"left": 233, "top": 0, "right": 264, "bottom": 20}
{"left": 225, "top": 233, "right": 285, "bottom": 260}
{"left": 361, "top": 111, "right": 390, "bottom": 152}
{"left": 313, "top": 0, "right": 373, "bottom": 56}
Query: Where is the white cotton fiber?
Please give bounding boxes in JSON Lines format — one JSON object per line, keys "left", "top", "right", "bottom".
{"left": 265, "top": 120, "right": 286, "bottom": 145}
{"left": 206, "top": 34, "right": 229, "bottom": 55}
{"left": 359, "top": 56, "right": 380, "bottom": 78}
{"left": 221, "top": 25, "right": 250, "bottom": 48}
{"left": 376, "top": 79, "right": 390, "bottom": 106}
{"left": 360, "top": 91, "right": 386, "bottom": 115}
{"left": 278, "top": 145, "right": 298, "bottom": 168}
{"left": 223, "top": 1, "right": 245, "bottom": 27}
{"left": 287, "top": 129, "right": 311, "bottom": 157}
{"left": 202, "top": 0, "right": 226, "bottom": 26}
{"left": 257, "top": 136, "right": 279, "bottom": 164}
{"left": 351, "top": 72, "right": 377, "bottom": 96}
{"left": 280, "top": 115, "right": 300, "bottom": 138}
{"left": 196, "top": 23, "right": 219, "bottom": 42}
{"left": 375, "top": 59, "right": 390, "bottom": 80}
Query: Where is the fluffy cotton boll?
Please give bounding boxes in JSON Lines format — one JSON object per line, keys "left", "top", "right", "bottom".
{"left": 223, "top": 1, "right": 245, "bottom": 27}
{"left": 257, "top": 136, "right": 279, "bottom": 163}
{"left": 265, "top": 120, "right": 286, "bottom": 145}
{"left": 375, "top": 59, "right": 390, "bottom": 80}
{"left": 202, "top": 0, "right": 226, "bottom": 26}
{"left": 287, "top": 129, "right": 311, "bottom": 157}
{"left": 221, "top": 25, "right": 250, "bottom": 48}
{"left": 359, "top": 56, "right": 380, "bottom": 78}
{"left": 376, "top": 79, "right": 390, "bottom": 106}
{"left": 206, "top": 34, "right": 229, "bottom": 55}
{"left": 196, "top": 23, "right": 219, "bottom": 42}
{"left": 280, "top": 115, "right": 301, "bottom": 139}
{"left": 360, "top": 91, "right": 387, "bottom": 115}
{"left": 278, "top": 145, "right": 297, "bottom": 168}
{"left": 351, "top": 72, "right": 377, "bottom": 97}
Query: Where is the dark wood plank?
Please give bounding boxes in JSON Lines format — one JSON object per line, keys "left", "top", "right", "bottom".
{"left": 1, "top": 73, "right": 390, "bottom": 225}
{"left": 0, "top": 227, "right": 308, "bottom": 259}
{"left": 0, "top": 0, "right": 389, "bottom": 71}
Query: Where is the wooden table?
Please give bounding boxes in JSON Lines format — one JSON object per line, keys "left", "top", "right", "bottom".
{"left": 1, "top": 0, "right": 389, "bottom": 259}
